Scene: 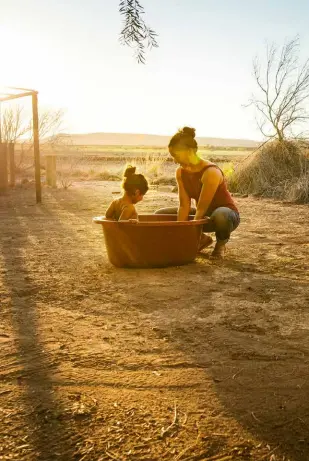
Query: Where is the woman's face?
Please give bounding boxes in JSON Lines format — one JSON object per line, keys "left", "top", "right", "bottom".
{"left": 169, "top": 146, "right": 199, "bottom": 170}
{"left": 169, "top": 146, "right": 191, "bottom": 167}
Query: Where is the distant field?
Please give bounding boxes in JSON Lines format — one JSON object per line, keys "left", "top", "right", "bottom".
{"left": 15, "top": 144, "right": 255, "bottom": 186}
{"left": 50, "top": 145, "right": 253, "bottom": 162}
{"left": 17, "top": 143, "right": 255, "bottom": 160}
{"left": 77, "top": 144, "right": 254, "bottom": 153}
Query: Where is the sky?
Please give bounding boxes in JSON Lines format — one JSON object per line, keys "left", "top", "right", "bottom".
{"left": 1, "top": 0, "right": 309, "bottom": 140}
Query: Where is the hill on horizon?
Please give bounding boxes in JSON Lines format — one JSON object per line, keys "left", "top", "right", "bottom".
{"left": 63, "top": 132, "right": 260, "bottom": 148}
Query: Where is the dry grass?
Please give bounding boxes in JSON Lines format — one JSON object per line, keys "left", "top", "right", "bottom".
{"left": 286, "top": 173, "right": 309, "bottom": 203}
{"left": 56, "top": 156, "right": 86, "bottom": 189}
{"left": 229, "top": 140, "right": 309, "bottom": 203}
{"left": 13, "top": 143, "right": 248, "bottom": 190}
{"left": 54, "top": 155, "right": 236, "bottom": 190}
{"left": 132, "top": 151, "right": 169, "bottom": 178}
{"left": 152, "top": 176, "right": 177, "bottom": 186}
{"left": 14, "top": 144, "right": 247, "bottom": 191}
{"left": 52, "top": 152, "right": 170, "bottom": 189}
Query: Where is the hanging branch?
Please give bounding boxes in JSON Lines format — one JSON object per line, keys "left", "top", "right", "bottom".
{"left": 119, "top": 0, "right": 158, "bottom": 63}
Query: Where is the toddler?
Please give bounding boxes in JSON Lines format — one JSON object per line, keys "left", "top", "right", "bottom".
{"left": 105, "top": 166, "right": 148, "bottom": 221}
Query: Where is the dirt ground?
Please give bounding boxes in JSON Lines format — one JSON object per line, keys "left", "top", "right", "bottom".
{"left": 1, "top": 181, "right": 309, "bottom": 461}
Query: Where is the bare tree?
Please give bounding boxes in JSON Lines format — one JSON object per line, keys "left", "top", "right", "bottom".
{"left": 119, "top": 0, "right": 158, "bottom": 63}
{"left": 248, "top": 37, "right": 309, "bottom": 141}
{"left": 0, "top": 106, "right": 64, "bottom": 145}
{"left": 23, "top": 109, "right": 66, "bottom": 169}
{"left": 28, "top": 108, "right": 64, "bottom": 147}
{"left": 1, "top": 106, "right": 29, "bottom": 144}
{"left": 0, "top": 105, "right": 65, "bottom": 171}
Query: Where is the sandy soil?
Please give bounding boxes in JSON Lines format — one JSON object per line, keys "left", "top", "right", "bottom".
{"left": 1, "top": 181, "right": 309, "bottom": 461}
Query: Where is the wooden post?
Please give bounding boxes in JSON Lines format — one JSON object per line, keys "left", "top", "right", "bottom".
{"left": 0, "top": 143, "right": 8, "bottom": 194}
{"left": 52, "top": 156, "right": 56, "bottom": 187}
{"left": 46, "top": 156, "right": 52, "bottom": 186}
{"left": 46, "top": 155, "right": 57, "bottom": 187}
{"left": 8, "top": 142, "right": 15, "bottom": 187}
{"left": 32, "top": 92, "right": 42, "bottom": 203}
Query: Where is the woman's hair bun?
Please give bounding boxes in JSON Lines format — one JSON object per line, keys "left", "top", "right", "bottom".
{"left": 181, "top": 126, "right": 196, "bottom": 138}
{"left": 124, "top": 165, "right": 136, "bottom": 178}
{"left": 168, "top": 126, "right": 198, "bottom": 150}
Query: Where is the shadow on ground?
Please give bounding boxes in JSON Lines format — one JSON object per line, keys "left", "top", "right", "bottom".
{"left": 1, "top": 185, "right": 309, "bottom": 461}
{"left": 49, "top": 185, "right": 309, "bottom": 461}
{"left": 0, "top": 191, "right": 87, "bottom": 461}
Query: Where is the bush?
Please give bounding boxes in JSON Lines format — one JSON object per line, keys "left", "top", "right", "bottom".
{"left": 71, "top": 169, "right": 89, "bottom": 179}
{"left": 57, "top": 156, "right": 84, "bottom": 189}
{"left": 286, "top": 174, "right": 309, "bottom": 203}
{"left": 229, "top": 140, "right": 309, "bottom": 203}
{"left": 152, "top": 176, "right": 177, "bottom": 186}
{"left": 221, "top": 162, "right": 235, "bottom": 179}
{"left": 91, "top": 171, "right": 120, "bottom": 181}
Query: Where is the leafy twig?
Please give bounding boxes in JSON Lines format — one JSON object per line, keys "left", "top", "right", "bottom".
{"left": 119, "top": 0, "right": 158, "bottom": 63}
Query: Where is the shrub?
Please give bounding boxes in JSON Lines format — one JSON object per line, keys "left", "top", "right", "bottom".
{"left": 91, "top": 171, "right": 120, "bottom": 181}
{"left": 286, "top": 173, "right": 309, "bottom": 203}
{"left": 222, "top": 162, "right": 235, "bottom": 179}
{"left": 57, "top": 156, "right": 84, "bottom": 189}
{"left": 152, "top": 176, "right": 177, "bottom": 186}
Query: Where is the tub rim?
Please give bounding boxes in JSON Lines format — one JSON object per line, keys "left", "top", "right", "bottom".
{"left": 93, "top": 215, "right": 209, "bottom": 227}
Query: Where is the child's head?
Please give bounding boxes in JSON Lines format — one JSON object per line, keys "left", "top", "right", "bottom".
{"left": 122, "top": 166, "right": 148, "bottom": 204}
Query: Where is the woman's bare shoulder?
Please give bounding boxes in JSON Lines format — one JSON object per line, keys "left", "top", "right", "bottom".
{"left": 201, "top": 165, "right": 223, "bottom": 182}
{"left": 176, "top": 167, "right": 183, "bottom": 180}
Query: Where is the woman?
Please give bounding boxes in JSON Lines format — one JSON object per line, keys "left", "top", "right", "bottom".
{"left": 155, "top": 127, "right": 240, "bottom": 258}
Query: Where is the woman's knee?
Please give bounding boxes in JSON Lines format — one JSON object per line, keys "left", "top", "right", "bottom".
{"left": 210, "top": 207, "right": 239, "bottom": 241}
{"left": 211, "top": 208, "right": 231, "bottom": 227}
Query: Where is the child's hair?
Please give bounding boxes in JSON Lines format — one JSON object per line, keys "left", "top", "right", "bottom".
{"left": 168, "top": 126, "right": 198, "bottom": 151}
{"left": 122, "top": 166, "right": 149, "bottom": 195}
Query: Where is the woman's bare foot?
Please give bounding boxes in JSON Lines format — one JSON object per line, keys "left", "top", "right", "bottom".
{"left": 199, "top": 234, "right": 213, "bottom": 252}
{"left": 211, "top": 241, "right": 226, "bottom": 258}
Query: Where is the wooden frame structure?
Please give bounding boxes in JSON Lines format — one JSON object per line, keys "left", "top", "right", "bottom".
{"left": 0, "top": 87, "right": 41, "bottom": 203}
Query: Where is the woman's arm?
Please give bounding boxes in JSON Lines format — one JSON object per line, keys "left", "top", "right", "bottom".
{"left": 195, "top": 167, "right": 222, "bottom": 220}
{"left": 176, "top": 167, "right": 191, "bottom": 221}
{"left": 119, "top": 205, "right": 138, "bottom": 221}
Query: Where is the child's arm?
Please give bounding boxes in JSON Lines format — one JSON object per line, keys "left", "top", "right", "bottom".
{"left": 105, "top": 201, "right": 115, "bottom": 219}
{"left": 119, "top": 205, "right": 138, "bottom": 221}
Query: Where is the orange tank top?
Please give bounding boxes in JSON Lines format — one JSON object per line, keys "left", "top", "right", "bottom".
{"left": 181, "top": 164, "right": 238, "bottom": 216}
